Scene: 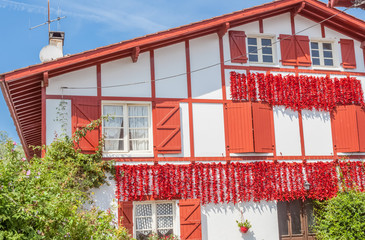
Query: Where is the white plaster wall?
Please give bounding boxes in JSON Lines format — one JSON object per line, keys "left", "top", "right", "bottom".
{"left": 302, "top": 110, "right": 333, "bottom": 156}
{"left": 295, "top": 15, "right": 321, "bottom": 37}
{"left": 47, "top": 66, "right": 97, "bottom": 96}
{"left": 46, "top": 99, "right": 71, "bottom": 145}
{"left": 154, "top": 43, "right": 188, "bottom": 98}
{"left": 101, "top": 52, "right": 151, "bottom": 97}
{"left": 189, "top": 34, "right": 222, "bottom": 99}
{"left": 202, "top": 201, "right": 279, "bottom": 240}
{"left": 158, "top": 102, "right": 190, "bottom": 158}
{"left": 192, "top": 103, "right": 226, "bottom": 157}
{"left": 263, "top": 13, "right": 291, "bottom": 36}
{"left": 273, "top": 106, "right": 302, "bottom": 156}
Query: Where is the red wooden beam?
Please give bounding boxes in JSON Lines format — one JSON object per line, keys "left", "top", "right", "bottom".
{"left": 131, "top": 46, "right": 140, "bottom": 63}
{"left": 217, "top": 22, "right": 230, "bottom": 38}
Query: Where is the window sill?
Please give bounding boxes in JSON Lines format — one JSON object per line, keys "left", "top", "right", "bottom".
{"left": 103, "top": 152, "right": 154, "bottom": 158}
{"left": 230, "top": 152, "right": 274, "bottom": 157}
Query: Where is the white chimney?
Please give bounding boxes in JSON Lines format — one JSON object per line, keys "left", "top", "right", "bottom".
{"left": 49, "top": 31, "right": 65, "bottom": 53}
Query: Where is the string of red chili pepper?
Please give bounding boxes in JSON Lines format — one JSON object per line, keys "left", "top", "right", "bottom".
{"left": 212, "top": 164, "right": 218, "bottom": 204}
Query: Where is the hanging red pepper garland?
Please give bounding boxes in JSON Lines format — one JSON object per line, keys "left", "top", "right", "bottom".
{"left": 115, "top": 161, "right": 365, "bottom": 203}
{"left": 230, "top": 72, "right": 365, "bottom": 111}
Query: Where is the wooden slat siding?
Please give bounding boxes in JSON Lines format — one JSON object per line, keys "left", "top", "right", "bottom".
{"left": 295, "top": 35, "right": 311, "bottom": 66}
{"left": 226, "top": 102, "right": 254, "bottom": 153}
{"left": 339, "top": 39, "right": 357, "bottom": 69}
{"left": 72, "top": 97, "right": 100, "bottom": 152}
{"left": 119, "top": 201, "right": 134, "bottom": 235}
{"left": 155, "top": 102, "right": 182, "bottom": 154}
{"left": 228, "top": 31, "right": 248, "bottom": 63}
{"left": 332, "top": 105, "right": 359, "bottom": 152}
{"left": 279, "top": 34, "right": 311, "bottom": 66}
{"left": 356, "top": 106, "right": 365, "bottom": 152}
{"left": 252, "top": 102, "right": 274, "bottom": 152}
{"left": 180, "top": 199, "right": 202, "bottom": 240}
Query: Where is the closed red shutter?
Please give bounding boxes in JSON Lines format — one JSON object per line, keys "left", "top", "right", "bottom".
{"left": 119, "top": 201, "right": 134, "bottom": 235}
{"left": 226, "top": 102, "right": 254, "bottom": 153}
{"left": 155, "top": 102, "right": 181, "bottom": 154}
{"left": 295, "top": 35, "right": 311, "bottom": 66}
{"left": 252, "top": 102, "right": 274, "bottom": 152}
{"left": 229, "top": 31, "right": 248, "bottom": 63}
{"left": 332, "top": 105, "right": 359, "bottom": 152}
{"left": 339, "top": 39, "right": 356, "bottom": 69}
{"left": 356, "top": 107, "right": 365, "bottom": 152}
{"left": 279, "top": 35, "right": 311, "bottom": 66}
{"left": 72, "top": 97, "right": 100, "bottom": 152}
{"left": 180, "top": 199, "right": 202, "bottom": 240}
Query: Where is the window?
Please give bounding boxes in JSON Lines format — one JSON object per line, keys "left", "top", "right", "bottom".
{"left": 102, "top": 102, "right": 152, "bottom": 152}
{"left": 247, "top": 36, "right": 274, "bottom": 64}
{"left": 310, "top": 41, "right": 334, "bottom": 66}
{"left": 134, "top": 202, "right": 176, "bottom": 240}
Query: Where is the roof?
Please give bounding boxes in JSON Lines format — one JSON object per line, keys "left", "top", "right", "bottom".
{"left": 1, "top": 0, "right": 365, "bottom": 158}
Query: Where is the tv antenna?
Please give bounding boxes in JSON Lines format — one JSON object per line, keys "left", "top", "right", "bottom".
{"left": 29, "top": 0, "right": 66, "bottom": 32}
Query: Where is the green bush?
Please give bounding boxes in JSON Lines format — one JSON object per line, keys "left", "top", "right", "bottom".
{"left": 315, "top": 190, "right": 365, "bottom": 240}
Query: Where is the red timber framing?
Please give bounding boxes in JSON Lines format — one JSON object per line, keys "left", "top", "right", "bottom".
{"left": 1, "top": 0, "right": 365, "bottom": 159}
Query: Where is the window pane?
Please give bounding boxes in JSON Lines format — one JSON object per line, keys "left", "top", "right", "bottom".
{"left": 158, "top": 229, "right": 173, "bottom": 237}
{"left": 104, "top": 128, "right": 123, "bottom": 139}
{"left": 306, "top": 202, "right": 315, "bottom": 234}
{"left": 323, "top": 51, "right": 333, "bottom": 58}
{"left": 157, "top": 216, "right": 173, "bottom": 228}
{"left": 261, "top": 38, "right": 272, "bottom": 46}
{"left": 136, "top": 231, "right": 152, "bottom": 240}
{"left": 262, "top": 47, "right": 272, "bottom": 54}
{"left": 104, "top": 117, "right": 123, "bottom": 128}
{"left": 247, "top": 38, "right": 257, "bottom": 45}
{"left": 104, "top": 140, "right": 123, "bottom": 151}
{"left": 323, "top": 43, "right": 332, "bottom": 50}
{"left": 263, "top": 55, "right": 273, "bottom": 63}
{"left": 311, "top": 42, "right": 319, "bottom": 49}
{"left": 277, "top": 201, "right": 289, "bottom": 236}
{"left": 129, "top": 106, "right": 148, "bottom": 116}
{"left": 290, "top": 200, "right": 302, "bottom": 235}
{"left": 249, "top": 54, "right": 258, "bottom": 62}
{"left": 130, "top": 140, "right": 149, "bottom": 151}
{"left": 157, "top": 203, "right": 173, "bottom": 215}
{"left": 129, "top": 129, "right": 148, "bottom": 139}
{"left": 248, "top": 46, "right": 258, "bottom": 54}
{"left": 324, "top": 59, "right": 333, "bottom": 66}
{"left": 311, "top": 50, "right": 319, "bottom": 58}
{"left": 129, "top": 117, "right": 148, "bottom": 128}
{"left": 136, "top": 204, "right": 152, "bottom": 217}
{"left": 103, "top": 105, "right": 123, "bottom": 116}
{"left": 136, "top": 217, "right": 153, "bottom": 230}
{"left": 312, "top": 58, "right": 320, "bottom": 65}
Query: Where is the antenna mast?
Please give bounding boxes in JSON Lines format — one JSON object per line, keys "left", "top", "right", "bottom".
{"left": 29, "top": 0, "right": 66, "bottom": 32}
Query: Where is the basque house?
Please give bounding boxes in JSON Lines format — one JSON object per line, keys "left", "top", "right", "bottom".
{"left": 1, "top": 0, "right": 365, "bottom": 239}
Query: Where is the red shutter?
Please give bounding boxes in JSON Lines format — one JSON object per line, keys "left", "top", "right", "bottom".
{"left": 180, "top": 199, "right": 202, "bottom": 240}
{"left": 295, "top": 35, "right": 311, "bottom": 66}
{"left": 279, "top": 35, "right": 311, "bottom": 66}
{"left": 252, "top": 102, "right": 274, "bottom": 152}
{"left": 339, "top": 39, "right": 356, "bottom": 69}
{"left": 72, "top": 97, "right": 100, "bottom": 152}
{"left": 332, "top": 105, "right": 359, "bottom": 152}
{"left": 119, "top": 201, "right": 134, "bottom": 235}
{"left": 356, "top": 107, "right": 365, "bottom": 152}
{"left": 229, "top": 31, "right": 248, "bottom": 63}
{"left": 155, "top": 102, "right": 181, "bottom": 154}
{"left": 226, "top": 102, "right": 254, "bottom": 153}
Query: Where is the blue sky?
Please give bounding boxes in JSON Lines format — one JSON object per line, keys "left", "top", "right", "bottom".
{"left": 0, "top": 0, "right": 364, "bottom": 144}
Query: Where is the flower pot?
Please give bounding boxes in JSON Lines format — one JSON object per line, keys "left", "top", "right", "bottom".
{"left": 240, "top": 226, "right": 249, "bottom": 233}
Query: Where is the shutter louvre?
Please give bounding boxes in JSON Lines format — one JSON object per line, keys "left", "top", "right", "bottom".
{"left": 229, "top": 31, "right": 248, "bottom": 63}
{"left": 295, "top": 35, "right": 311, "bottom": 66}
{"left": 339, "top": 39, "right": 356, "bottom": 69}
{"left": 279, "top": 34, "right": 311, "bottom": 66}
{"left": 72, "top": 97, "right": 100, "bottom": 152}
{"left": 252, "top": 102, "right": 274, "bottom": 152}
{"left": 279, "top": 34, "right": 296, "bottom": 66}
{"left": 119, "top": 201, "right": 134, "bottom": 235}
{"left": 155, "top": 102, "right": 182, "bottom": 154}
{"left": 180, "top": 199, "right": 202, "bottom": 240}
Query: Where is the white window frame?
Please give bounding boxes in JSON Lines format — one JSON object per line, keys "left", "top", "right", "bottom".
{"left": 133, "top": 201, "right": 177, "bottom": 239}
{"left": 246, "top": 34, "right": 277, "bottom": 65}
{"left": 102, "top": 101, "right": 153, "bottom": 154}
{"left": 309, "top": 39, "right": 338, "bottom": 68}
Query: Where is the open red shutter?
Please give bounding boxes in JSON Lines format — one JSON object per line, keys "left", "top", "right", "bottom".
{"left": 119, "top": 201, "right": 134, "bottom": 235}
{"left": 229, "top": 31, "right": 248, "bottom": 63}
{"left": 252, "top": 102, "right": 274, "bottom": 152}
{"left": 180, "top": 199, "right": 202, "bottom": 240}
{"left": 72, "top": 97, "right": 100, "bottom": 152}
{"left": 339, "top": 39, "right": 356, "bottom": 69}
{"left": 356, "top": 107, "right": 365, "bottom": 152}
{"left": 332, "top": 105, "right": 359, "bottom": 152}
{"left": 226, "top": 102, "right": 254, "bottom": 153}
{"left": 279, "top": 34, "right": 296, "bottom": 66}
{"left": 155, "top": 102, "right": 181, "bottom": 154}
{"left": 295, "top": 35, "right": 311, "bottom": 66}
